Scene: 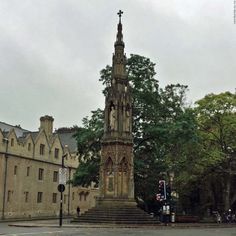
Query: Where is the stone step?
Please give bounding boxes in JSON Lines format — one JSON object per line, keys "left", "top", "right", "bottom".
{"left": 85, "top": 208, "right": 145, "bottom": 212}
{"left": 78, "top": 215, "right": 153, "bottom": 220}
{"left": 85, "top": 212, "right": 147, "bottom": 216}
{"left": 78, "top": 215, "right": 152, "bottom": 220}
{"left": 72, "top": 205, "right": 159, "bottom": 225}
{"left": 76, "top": 217, "right": 156, "bottom": 221}
{"left": 86, "top": 210, "right": 144, "bottom": 213}
{"left": 72, "top": 219, "right": 159, "bottom": 224}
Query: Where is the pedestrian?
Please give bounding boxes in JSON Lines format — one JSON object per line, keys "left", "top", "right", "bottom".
{"left": 216, "top": 213, "right": 221, "bottom": 224}
{"left": 77, "top": 206, "right": 80, "bottom": 217}
{"left": 232, "top": 213, "right": 235, "bottom": 223}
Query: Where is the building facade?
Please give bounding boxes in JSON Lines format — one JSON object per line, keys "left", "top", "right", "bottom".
{"left": 0, "top": 115, "right": 98, "bottom": 219}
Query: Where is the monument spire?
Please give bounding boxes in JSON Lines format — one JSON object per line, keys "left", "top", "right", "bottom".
{"left": 115, "top": 10, "right": 124, "bottom": 46}
{"left": 112, "top": 10, "right": 126, "bottom": 82}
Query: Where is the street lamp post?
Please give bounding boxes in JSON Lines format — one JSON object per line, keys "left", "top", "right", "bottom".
{"left": 2, "top": 138, "right": 9, "bottom": 220}
{"left": 59, "top": 153, "right": 67, "bottom": 227}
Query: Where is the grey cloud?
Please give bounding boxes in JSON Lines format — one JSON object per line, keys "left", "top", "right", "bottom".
{"left": 0, "top": 0, "right": 235, "bottom": 130}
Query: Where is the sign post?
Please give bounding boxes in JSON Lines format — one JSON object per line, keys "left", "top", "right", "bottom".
{"left": 59, "top": 168, "right": 67, "bottom": 185}
{"left": 58, "top": 154, "right": 67, "bottom": 227}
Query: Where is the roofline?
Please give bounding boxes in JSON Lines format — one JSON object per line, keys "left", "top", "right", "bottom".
{"left": 0, "top": 121, "right": 29, "bottom": 132}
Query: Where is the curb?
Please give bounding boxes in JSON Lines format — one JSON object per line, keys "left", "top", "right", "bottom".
{"left": 8, "top": 223, "right": 236, "bottom": 229}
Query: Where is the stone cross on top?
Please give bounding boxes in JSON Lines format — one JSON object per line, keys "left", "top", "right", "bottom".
{"left": 117, "top": 10, "right": 123, "bottom": 22}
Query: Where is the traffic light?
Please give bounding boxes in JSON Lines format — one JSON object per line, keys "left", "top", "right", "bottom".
{"left": 166, "top": 185, "right": 171, "bottom": 200}
{"left": 158, "top": 180, "right": 166, "bottom": 200}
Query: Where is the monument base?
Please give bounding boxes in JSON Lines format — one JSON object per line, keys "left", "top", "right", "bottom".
{"left": 71, "top": 198, "right": 159, "bottom": 225}
{"left": 95, "top": 197, "right": 137, "bottom": 207}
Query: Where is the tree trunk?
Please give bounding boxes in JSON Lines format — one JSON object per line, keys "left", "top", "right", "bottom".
{"left": 223, "top": 176, "right": 231, "bottom": 211}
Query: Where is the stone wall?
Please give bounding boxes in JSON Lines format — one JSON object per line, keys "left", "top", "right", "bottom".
{"left": 0, "top": 117, "right": 99, "bottom": 219}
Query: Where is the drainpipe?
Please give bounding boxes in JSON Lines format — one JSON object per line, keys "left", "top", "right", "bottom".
{"left": 2, "top": 138, "right": 9, "bottom": 220}
{"left": 68, "top": 167, "right": 71, "bottom": 216}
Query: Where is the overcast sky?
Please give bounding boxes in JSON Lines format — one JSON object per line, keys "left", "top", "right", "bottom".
{"left": 0, "top": 0, "right": 235, "bottom": 131}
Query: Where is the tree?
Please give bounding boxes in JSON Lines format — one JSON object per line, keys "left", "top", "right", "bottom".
{"left": 73, "top": 109, "right": 103, "bottom": 187}
{"left": 194, "top": 92, "right": 236, "bottom": 212}
{"left": 172, "top": 92, "right": 236, "bottom": 215}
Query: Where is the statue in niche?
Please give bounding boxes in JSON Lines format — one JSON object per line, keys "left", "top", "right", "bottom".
{"left": 125, "top": 104, "right": 130, "bottom": 132}
{"left": 109, "top": 102, "right": 116, "bottom": 130}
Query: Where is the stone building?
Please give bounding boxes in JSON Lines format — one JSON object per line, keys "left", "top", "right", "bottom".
{"left": 0, "top": 115, "right": 98, "bottom": 220}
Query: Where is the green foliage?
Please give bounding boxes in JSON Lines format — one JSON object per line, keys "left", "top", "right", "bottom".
{"left": 195, "top": 92, "right": 236, "bottom": 156}
{"left": 175, "top": 92, "right": 236, "bottom": 214}
{"left": 72, "top": 109, "right": 104, "bottom": 187}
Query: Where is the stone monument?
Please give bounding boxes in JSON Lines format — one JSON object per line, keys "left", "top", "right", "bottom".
{"left": 72, "top": 11, "right": 158, "bottom": 224}
{"left": 96, "top": 10, "right": 135, "bottom": 207}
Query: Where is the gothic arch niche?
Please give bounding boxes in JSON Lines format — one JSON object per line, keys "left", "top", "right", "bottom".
{"left": 104, "top": 157, "right": 114, "bottom": 196}
{"left": 118, "top": 157, "right": 129, "bottom": 198}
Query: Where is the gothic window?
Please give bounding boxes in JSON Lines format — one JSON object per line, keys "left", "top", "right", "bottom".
{"left": 10, "top": 138, "right": 14, "bottom": 146}
{"left": 37, "top": 192, "right": 43, "bottom": 203}
{"left": 38, "top": 168, "right": 44, "bottom": 180}
{"left": 54, "top": 148, "right": 59, "bottom": 158}
{"left": 53, "top": 171, "right": 58, "bottom": 182}
{"left": 52, "top": 193, "right": 57, "bottom": 203}
{"left": 39, "top": 144, "right": 45, "bottom": 155}
{"left": 28, "top": 143, "right": 31, "bottom": 151}
{"left": 26, "top": 167, "right": 30, "bottom": 176}
{"left": 25, "top": 192, "right": 29, "bottom": 203}
{"left": 84, "top": 192, "right": 89, "bottom": 201}
{"left": 14, "top": 165, "right": 17, "bottom": 175}
{"left": 79, "top": 192, "right": 83, "bottom": 201}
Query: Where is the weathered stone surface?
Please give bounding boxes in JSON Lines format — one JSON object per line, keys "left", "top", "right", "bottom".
{"left": 98, "top": 12, "right": 134, "bottom": 205}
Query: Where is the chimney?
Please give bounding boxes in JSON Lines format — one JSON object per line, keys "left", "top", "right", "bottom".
{"left": 39, "top": 115, "right": 54, "bottom": 137}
